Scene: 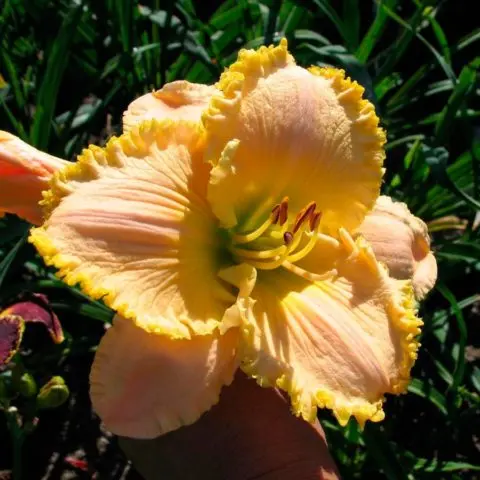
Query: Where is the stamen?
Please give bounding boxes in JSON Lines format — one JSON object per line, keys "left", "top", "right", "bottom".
{"left": 246, "top": 253, "right": 290, "bottom": 270}
{"left": 286, "top": 228, "right": 304, "bottom": 253}
{"left": 229, "top": 198, "right": 332, "bottom": 274}
{"left": 316, "top": 233, "right": 341, "bottom": 249}
{"left": 283, "top": 261, "right": 337, "bottom": 282}
{"left": 271, "top": 204, "right": 281, "bottom": 224}
{"left": 287, "top": 232, "right": 318, "bottom": 263}
{"left": 338, "top": 227, "right": 356, "bottom": 254}
{"left": 309, "top": 212, "right": 322, "bottom": 231}
{"left": 283, "top": 232, "right": 294, "bottom": 246}
{"left": 293, "top": 202, "right": 316, "bottom": 233}
{"left": 270, "top": 220, "right": 290, "bottom": 240}
{"left": 278, "top": 196, "right": 289, "bottom": 226}
{"left": 231, "top": 244, "right": 287, "bottom": 260}
{"left": 232, "top": 214, "right": 275, "bottom": 244}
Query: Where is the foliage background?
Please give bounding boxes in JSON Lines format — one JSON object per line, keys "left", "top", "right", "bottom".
{"left": 0, "top": 0, "right": 479, "bottom": 478}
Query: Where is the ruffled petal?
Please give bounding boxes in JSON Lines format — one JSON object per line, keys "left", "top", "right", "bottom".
{"left": 0, "top": 131, "right": 68, "bottom": 224}
{"left": 90, "top": 315, "right": 239, "bottom": 438}
{"left": 123, "top": 81, "right": 217, "bottom": 133}
{"left": 0, "top": 315, "right": 24, "bottom": 365}
{"left": 356, "top": 196, "right": 437, "bottom": 299}
{"left": 1, "top": 293, "right": 64, "bottom": 343}
{"left": 236, "top": 230, "right": 422, "bottom": 426}
{"left": 30, "top": 120, "right": 236, "bottom": 338}
{"left": 203, "top": 39, "right": 385, "bottom": 233}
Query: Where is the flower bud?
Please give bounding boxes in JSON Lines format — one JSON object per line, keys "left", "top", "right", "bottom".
{"left": 36, "top": 376, "right": 69, "bottom": 409}
{"left": 17, "top": 372, "right": 37, "bottom": 398}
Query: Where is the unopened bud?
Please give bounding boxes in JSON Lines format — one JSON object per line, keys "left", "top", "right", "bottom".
{"left": 36, "top": 376, "right": 69, "bottom": 409}
{"left": 17, "top": 372, "right": 37, "bottom": 398}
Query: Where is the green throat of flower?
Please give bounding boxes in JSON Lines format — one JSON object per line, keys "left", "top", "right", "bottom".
{"left": 227, "top": 197, "right": 336, "bottom": 281}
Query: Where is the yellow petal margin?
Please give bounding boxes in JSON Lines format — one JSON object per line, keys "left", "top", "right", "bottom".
{"left": 236, "top": 230, "right": 422, "bottom": 426}
{"left": 30, "top": 120, "right": 236, "bottom": 338}
{"left": 357, "top": 196, "right": 437, "bottom": 299}
{"left": 123, "top": 80, "right": 217, "bottom": 133}
{"left": 90, "top": 315, "right": 239, "bottom": 438}
{"left": 202, "top": 39, "right": 386, "bottom": 233}
{"left": 0, "top": 131, "right": 68, "bottom": 224}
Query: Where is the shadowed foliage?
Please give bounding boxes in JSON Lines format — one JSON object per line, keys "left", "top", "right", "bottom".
{"left": 0, "top": 0, "right": 479, "bottom": 478}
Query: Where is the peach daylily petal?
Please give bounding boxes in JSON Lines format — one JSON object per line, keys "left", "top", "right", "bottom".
{"left": 0, "top": 131, "right": 68, "bottom": 224}
{"left": 123, "top": 81, "right": 217, "bottom": 133}
{"left": 30, "top": 120, "right": 236, "bottom": 338}
{"left": 203, "top": 39, "right": 385, "bottom": 233}
{"left": 90, "top": 315, "right": 239, "bottom": 438}
{"left": 356, "top": 196, "right": 437, "bottom": 299}
{"left": 236, "top": 230, "right": 421, "bottom": 426}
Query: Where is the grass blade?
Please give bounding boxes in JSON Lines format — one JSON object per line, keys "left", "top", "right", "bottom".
{"left": 356, "top": 0, "right": 398, "bottom": 63}
{"left": 436, "top": 283, "right": 468, "bottom": 394}
{"left": 435, "top": 58, "right": 479, "bottom": 144}
{"left": 30, "top": 5, "right": 83, "bottom": 149}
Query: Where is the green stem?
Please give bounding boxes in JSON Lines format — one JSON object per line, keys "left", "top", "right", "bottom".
{"left": 6, "top": 409, "right": 24, "bottom": 479}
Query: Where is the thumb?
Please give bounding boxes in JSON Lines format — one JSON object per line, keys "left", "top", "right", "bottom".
{"left": 119, "top": 372, "right": 340, "bottom": 480}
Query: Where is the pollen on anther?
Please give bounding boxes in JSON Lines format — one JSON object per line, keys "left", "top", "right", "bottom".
{"left": 271, "top": 204, "right": 281, "bottom": 224}
{"left": 309, "top": 212, "right": 322, "bottom": 231}
{"left": 278, "top": 197, "right": 289, "bottom": 226}
{"left": 293, "top": 202, "right": 316, "bottom": 233}
{"left": 283, "top": 232, "right": 294, "bottom": 246}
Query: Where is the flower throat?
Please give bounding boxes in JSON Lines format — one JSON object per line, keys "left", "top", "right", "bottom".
{"left": 228, "top": 197, "right": 335, "bottom": 281}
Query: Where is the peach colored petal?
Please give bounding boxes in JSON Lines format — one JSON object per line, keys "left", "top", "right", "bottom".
{"left": 235, "top": 230, "right": 421, "bottom": 427}
{"left": 30, "top": 120, "right": 237, "bottom": 338}
{"left": 123, "top": 81, "right": 217, "bottom": 133}
{"left": 203, "top": 40, "right": 385, "bottom": 234}
{"left": 90, "top": 315, "right": 239, "bottom": 438}
{"left": 0, "top": 131, "right": 68, "bottom": 224}
{"left": 356, "top": 196, "right": 437, "bottom": 299}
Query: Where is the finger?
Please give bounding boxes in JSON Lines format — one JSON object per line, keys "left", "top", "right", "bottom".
{"left": 119, "top": 371, "right": 340, "bottom": 480}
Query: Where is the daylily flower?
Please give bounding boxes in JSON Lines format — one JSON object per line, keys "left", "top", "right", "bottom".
{"left": 356, "top": 196, "right": 437, "bottom": 300}
{"left": 0, "top": 131, "right": 69, "bottom": 224}
{"left": 0, "top": 293, "right": 64, "bottom": 366}
{"left": 0, "top": 40, "right": 437, "bottom": 439}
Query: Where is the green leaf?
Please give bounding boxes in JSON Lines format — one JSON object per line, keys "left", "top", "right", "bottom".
{"left": 30, "top": 5, "right": 83, "bottom": 149}
{"left": 341, "top": 0, "right": 360, "bottom": 49}
{"left": 425, "top": 11, "right": 452, "bottom": 65}
{"left": 377, "top": 3, "right": 456, "bottom": 84}
{"left": 408, "top": 378, "right": 448, "bottom": 416}
{"left": 263, "top": 0, "right": 282, "bottom": 45}
{"left": 436, "top": 283, "right": 468, "bottom": 393}
{"left": 0, "top": 47, "right": 25, "bottom": 110}
{"left": 0, "top": 227, "right": 29, "bottom": 291}
{"left": 363, "top": 427, "right": 408, "bottom": 480}
{"left": 414, "top": 458, "right": 480, "bottom": 473}
{"left": 435, "top": 58, "right": 479, "bottom": 144}
{"left": 308, "top": 0, "right": 350, "bottom": 49}
{"left": 356, "top": 0, "right": 398, "bottom": 63}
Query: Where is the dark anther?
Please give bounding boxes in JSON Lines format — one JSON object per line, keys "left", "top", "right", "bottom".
{"left": 283, "top": 231, "right": 294, "bottom": 246}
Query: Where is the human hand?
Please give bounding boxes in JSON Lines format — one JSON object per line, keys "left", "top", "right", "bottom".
{"left": 119, "top": 372, "right": 340, "bottom": 480}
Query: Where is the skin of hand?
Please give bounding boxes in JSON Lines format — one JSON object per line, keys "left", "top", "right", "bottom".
{"left": 119, "top": 372, "right": 340, "bottom": 480}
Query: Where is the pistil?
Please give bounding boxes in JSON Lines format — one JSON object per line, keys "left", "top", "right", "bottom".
{"left": 229, "top": 198, "right": 327, "bottom": 272}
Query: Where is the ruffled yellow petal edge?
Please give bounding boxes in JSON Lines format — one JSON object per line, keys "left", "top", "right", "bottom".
{"left": 202, "top": 38, "right": 294, "bottom": 164}
{"left": 29, "top": 120, "right": 211, "bottom": 338}
{"left": 202, "top": 39, "right": 385, "bottom": 174}
{"left": 309, "top": 66, "right": 386, "bottom": 171}
{"left": 39, "top": 119, "right": 205, "bottom": 218}
{"left": 239, "top": 235, "right": 422, "bottom": 427}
